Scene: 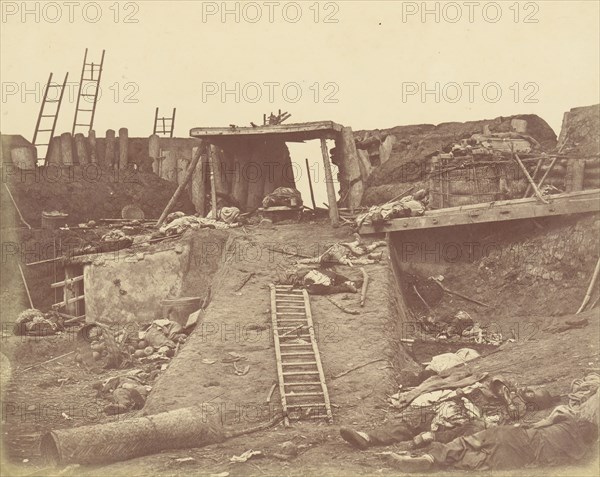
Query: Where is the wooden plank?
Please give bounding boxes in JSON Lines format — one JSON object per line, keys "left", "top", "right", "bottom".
{"left": 190, "top": 121, "right": 343, "bottom": 138}
{"left": 320, "top": 137, "right": 340, "bottom": 227}
{"left": 54, "top": 294, "right": 85, "bottom": 308}
{"left": 360, "top": 189, "right": 600, "bottom": 234}
{"left": 303, "top": 289, "right": 334, "bottom": 424}
{"left": 51, "top": 275, "right": 84, "bottom": 289}
{"left": 270, "top": 284, "right": 290, "bottom": 427}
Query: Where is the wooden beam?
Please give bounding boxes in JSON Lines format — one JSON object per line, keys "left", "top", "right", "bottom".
{"left": 208, "top": 144, "right": 218, "bottom": 218}
{"left": 51, "top": 275, "right": 84, "bottom": 289}
{"left": 156, "top": 144, "right": 202, "bottom": 228}
{"left": 190, "top": 121, "right": 343, "bottom": 139}
{"left": 359, "top": 189, "right": 600, "bottom": 234}
{"left": 320, "top": 137, "right": 340, "bottom": 227}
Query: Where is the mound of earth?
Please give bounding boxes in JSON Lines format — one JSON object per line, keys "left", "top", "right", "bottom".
{"left": 355, "top": 114, "right": 557, "bottom": 205}
{"left": 557, "top": 104, "right": 600, "bottom": 156}
{"left": 5, "top": 166, "right": 195, "bottom": 227}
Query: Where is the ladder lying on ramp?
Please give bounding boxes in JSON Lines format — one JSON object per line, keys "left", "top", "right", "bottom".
{"left": 269, "top": 284, "right": 333, "bottom": 426}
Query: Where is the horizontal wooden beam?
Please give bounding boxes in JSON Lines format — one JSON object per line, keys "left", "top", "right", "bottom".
{"left": 190, "top": 121, "right": 343, "bottom": 139}
{"left": 53, "top": 294, "right": 85, "bottom": 307}
{"left": 359, "top": 189, "right": 600, "bottom": 234}
{"left": 51, "top": 275, "right": 84, "bottom": 289}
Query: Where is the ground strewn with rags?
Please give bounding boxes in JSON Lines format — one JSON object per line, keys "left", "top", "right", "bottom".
{"left": 2, "top": 220, "right": 599, "bottom": 477}
{"left": 144, "top": 222, "right": 401, "bottom": 426}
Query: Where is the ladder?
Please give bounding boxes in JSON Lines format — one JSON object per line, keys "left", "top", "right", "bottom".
{"left": 269, "top": 284, "right": 333, "bottom": 426}
{"left": 72, "top": 48, "right": 105, "bottom": 135}
{"left": 153, "top": 107, "right": 176, "bottom": 137}
{"left": 32, "top": 72, "right": 68, "bottom": 163}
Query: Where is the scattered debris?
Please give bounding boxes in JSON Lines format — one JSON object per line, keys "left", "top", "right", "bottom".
{"left": 229, "top": 450, "right": 262, "bottom": 463}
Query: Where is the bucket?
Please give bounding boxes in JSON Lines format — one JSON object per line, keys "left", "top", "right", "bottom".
{"left": 42, "top": 211, "right": 69, "bottom": 229}
{"left": 160, "top": 297, "right": 202, "bottom": 326}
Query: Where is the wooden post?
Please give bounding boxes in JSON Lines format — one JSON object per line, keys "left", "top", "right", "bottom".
{"left": 305, "top": 158, "right": 317, "bottom": 210}
{"left": 46, "top": 137, "right": 62, "bottom": 165}
{"left": 60, "top": 132, "right": 74, "bottom": 165}
{"left": 64, "top": 265, "right": 82, "bottom": 316}
{"left": 231, "top": 146, "right": 249, "bottom": 210}
{"left": 338, "top": 126, "right": 364, "bottom": 211}
{"left": 567, "top": 158, "right": 585, "bottom": 192}
{"left": 156, "top": 146, "right": 202, "bottom": 228}
{"left": 10, "top": 147, "right": 36, "bottom": 170}
{"left": 514, "top": 154, "right": 548, "bottom": 204}
{"left": 118, "top": 127, "right": 129, "bottom": 170}
{"left": 211, "top": 145, "right": 228, "bottom": 199}
{"left": 191, "top": 145, "right": 206, "bottom": 216}
{"left": 246, "top": 141, "right": 267, "bottom": 209}
{"left": 149, "top": 134, "right": 160, "bottom": 174}
{"left": 161, "top": 150, "right": 177, "bottom": 182}
{"left": 320, "top": 137, "right": 340, "bottom": 227}
{"left": 208, "top": 144, "right": 218, "bottom": 218}
{"left": 105, "top": 129, "right": 116, "bottom": 169}
{"left": 74, "top": 133, "right": 89, "bottom": 165}
{"left": 88, "top": 130, "right": 97, "bottom": 164}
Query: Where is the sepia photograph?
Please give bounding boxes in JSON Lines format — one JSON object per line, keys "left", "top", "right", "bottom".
{"left": 1, "top": 1, "right": 599, "bottom": 475}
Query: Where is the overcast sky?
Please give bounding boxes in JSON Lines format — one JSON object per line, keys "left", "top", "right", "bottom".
{"left": 1, "top": 1, "right": 599, "bottom": 203}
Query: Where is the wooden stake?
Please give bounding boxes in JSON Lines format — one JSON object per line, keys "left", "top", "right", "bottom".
{"left": 156, "top": 144, "right": 202, "bottom": 228}
{"left": 305, "top": 158, "right": 317, "bottom": 210}
{"left": 333, "top": 358, "right": 387, "bottom": 379}
{"left": 3, "top": 183, "right": 32, "bottom": 229}
{"left": 23, "top": 351, "right": 75, "bottom": 371}
{"left": 208, "top": 144, "right": 218, "bottom": 219}
{"left": 523, "top": 157, "right": 544, "bottom": 198}
{"left": 360, "top": 267, "right": 369, "bottom": 307}
{"left": 514, "top": 153, "right": 548, "bottom": 204}
{"left": 326, "top": 296, "right": 359, "bottom": 315}
{"left": 576, "top": 257, "right": 600, "bottom": 314}
{"left": 536, "top": 157, "right": 558, "bottom": 190}
{"left": 320, "top": 137, "right": 339, "bottom": 227}
{"left": 19, "top": 264, "right": 34, "bottom": 308}
{"left": 432, "top": 279, "right": 490, "bottom": 307}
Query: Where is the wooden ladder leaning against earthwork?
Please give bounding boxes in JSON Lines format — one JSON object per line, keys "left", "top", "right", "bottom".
{"left": 269, "top": 284, "right": 333, "bottom": 427}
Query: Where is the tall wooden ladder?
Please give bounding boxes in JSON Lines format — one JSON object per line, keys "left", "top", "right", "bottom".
{"left": 32, "top": 72, "right": 68, "bottom": 164}
{"left": 269, "top": 284, "right": 333, "bottom": 426}
{"left": 72, "top": 48, "right": 105, "bottom": 135}
{"left": 153, "top": 107, "right": 176, "bottom": 137}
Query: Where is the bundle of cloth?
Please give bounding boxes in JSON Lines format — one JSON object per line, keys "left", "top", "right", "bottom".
{"left": 356, "top": 189, "right": 428, "bottom": 229}
{"left": 262, "top": 187, "right": 303, "bottom": 208}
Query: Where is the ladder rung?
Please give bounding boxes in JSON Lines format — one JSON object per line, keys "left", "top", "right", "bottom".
{"left": 275, "top": 312, "right": 305, "bottom": 316}
{"left": 77, "top": 109, "right": 94, "bottom": 112}
{"left": 74, "top": 123, "right": 90, "bottom": 126}
{"left": 80, "top": 94, "right": 95, "bottom": 97}
{"left": 37, "top": 129, "right": 53, "bottom": 132}
{"left": 285, "top": 392, "right": 324, "bottom": 397}
{"left": 36, "top": 143, "right": 49, "bottom": 146}
{"left": 284, "top": 382, "right": 322, "bottom": 386}
{"left": 280, "top": 343, "right": 312, "bottom": 347}
{"left": 281, "top": 362, "right": 317, "bottom": 366}
{"left": 277, "top": 293, "right": 304, "bottom": 296}
{"left": 40, "top": 115, "right": 55, "bottom": 118}
{"left": 287, "top": 403, "right": 326, "bottom": 408}
{"left": 45, "top": 100, "right": 60, "bottom": 103}
{"left": 281, "top": 352, "right": 314, "bottom": 356}
{"left": 282, "top": 371, "right": 319, "bottom": 376}
{"left": 277, "top": 319, "right": 307, "bottom": 322}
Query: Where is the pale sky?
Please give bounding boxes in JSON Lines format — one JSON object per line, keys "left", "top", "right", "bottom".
{"left": 1, "top": 0, "right": 599, "bottom": 203}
